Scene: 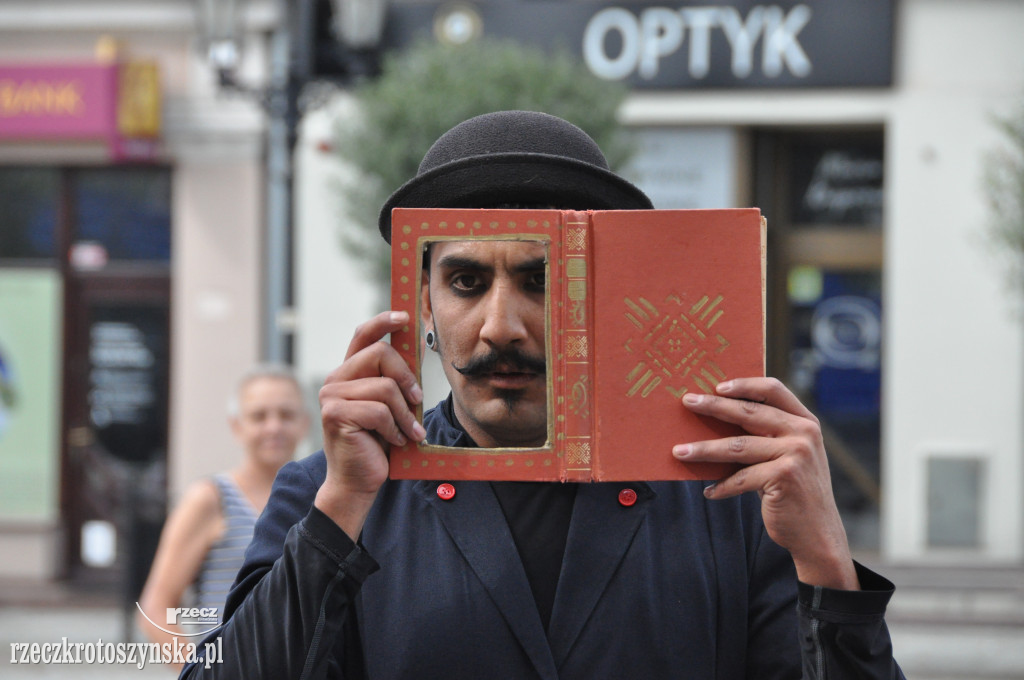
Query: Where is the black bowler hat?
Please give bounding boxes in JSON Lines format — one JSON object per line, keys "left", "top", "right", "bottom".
{"left": 378, "top": 110, "right": 653, "bottom": 243}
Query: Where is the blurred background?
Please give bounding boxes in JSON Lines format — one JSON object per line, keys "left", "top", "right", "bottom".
{"left": 0, "top": 0, "right": 1022, "bottom": 677}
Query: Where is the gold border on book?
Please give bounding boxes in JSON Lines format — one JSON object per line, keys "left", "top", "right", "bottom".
{"left": 408, "top": 229, "right": 557, "bottom": 455}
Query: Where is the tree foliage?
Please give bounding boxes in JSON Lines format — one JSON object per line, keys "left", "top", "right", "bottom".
{"left": 333, "top": 39, "right": 631, "bottom": 286}
{"left": 985, "top": 100, "right": 1024, "bottom": 297}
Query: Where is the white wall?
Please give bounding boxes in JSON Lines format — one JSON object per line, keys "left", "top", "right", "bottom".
{"left": 168, "top": 154, "right": 264, "bottom": 498}
{"left": 294, "top": 97, "right": 380, "bottom": 452}
{"left": 882, "top": 0, "right": 1024, "bottom": 563}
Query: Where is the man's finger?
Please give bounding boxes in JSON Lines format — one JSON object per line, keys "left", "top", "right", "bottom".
{"left": 345, "top": 310, "right": 411, "bottom": 361}
{"left": 682, "top": 392, "right": 798, "bottom": 438}
{"left": 329, "top": 398, "right": 418, "bottom": 449}
{"left": 327, "top": 334, "right": 423, "bottom": 407}
{"left": 715, "top": 377, "right": 817, "bottom": 422}
{"left": 321, "top": 376, "right": 426, "bottom": 444}
{"left": 673, "top": 434, "right": 787, "bottom": 466}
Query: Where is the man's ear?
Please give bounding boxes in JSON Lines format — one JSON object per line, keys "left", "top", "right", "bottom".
{"left": 420, "top": 265, "right": 433, "bottom": 333}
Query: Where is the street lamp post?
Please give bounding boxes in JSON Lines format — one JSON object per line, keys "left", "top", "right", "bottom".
{"left": 195, "top": 0, "right": 387, "bottom": 364}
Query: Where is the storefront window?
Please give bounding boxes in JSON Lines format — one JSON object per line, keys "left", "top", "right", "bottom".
{"left": 0, "top": 269, "right": 62, "bottom": 519}
{"left": 0, "top": 167, "right": 59, "bottom": 260}
{"left": 73, "top": 168, "right": 171, "bottom": 262}
{"left": 788, "top": 267, "right": 882, "bottom": 546}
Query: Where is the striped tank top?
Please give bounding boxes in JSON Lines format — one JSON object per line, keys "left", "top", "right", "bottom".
{"left": 193, "top": 474, "right": 258, "bottom": 622}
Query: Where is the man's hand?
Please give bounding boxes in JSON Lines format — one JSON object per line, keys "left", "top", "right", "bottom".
{"left": 673, "top": 377, "right": 860, "bottom": 591}
{"left": 314, "top": 311, "right": 425, "bottom": 540}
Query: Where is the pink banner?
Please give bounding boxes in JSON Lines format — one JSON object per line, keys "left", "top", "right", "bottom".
{"left": 0, "top": 64, "right": 118, "bottom": 140}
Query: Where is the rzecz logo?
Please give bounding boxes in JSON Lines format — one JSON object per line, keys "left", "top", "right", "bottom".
{"left": 135, "top": 604, "right": 221, "bottom": 637}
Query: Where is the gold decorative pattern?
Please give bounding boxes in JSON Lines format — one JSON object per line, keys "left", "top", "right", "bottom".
{"left": 569, "top": 375, "right": 589, "bottom": 419}
{"left": 567, "top": 258, "right": 586, "bottom": 278}
{"left": 566, "top": 335, "right": 588, "bottom": 359}
{"left": 623, "top": 292, "right": 731, "bottom": 399}
{"left": 568, "top": 280, "right": 587, "bottom": 301}
{"left": 567, "top": 442, "right": 591, "bottom": 466}
{"left": 567, "top": 228, "right": 586, "bottom": 252}
{"left": 569, "top": 300, "right": 586, "bottom": 328}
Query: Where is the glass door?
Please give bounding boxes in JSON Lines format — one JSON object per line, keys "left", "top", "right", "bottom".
{"left": 756, "top": 129, "right": 885, "bottom": 549}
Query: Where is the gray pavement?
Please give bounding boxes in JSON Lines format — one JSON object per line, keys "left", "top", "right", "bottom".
{"left": 879, "top": 562, "right": 1024, "bottom": 680}
{"left": 2, "top": 563, "right": 1023, "bottom": 678}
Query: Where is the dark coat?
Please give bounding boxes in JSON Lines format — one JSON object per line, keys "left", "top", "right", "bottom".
{"left": 181, "top": 404, "right": 903, "bottom": 679}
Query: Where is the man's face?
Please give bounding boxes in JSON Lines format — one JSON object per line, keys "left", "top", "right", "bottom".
{"left": 230, "top": 377, "right": 309, "bottom": 468}
{"left": 423, "top": 239, "right": 548, "bottom": 448}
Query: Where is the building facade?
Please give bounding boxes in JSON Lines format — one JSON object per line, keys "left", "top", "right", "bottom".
{"left": 297, "top": 0, "right": 1024, "bottom": 564}
{"left": 0, "top": 1, "right": 273, "bottom": 584}
{"left": 0, "top": 0, "right": 1021, "bottom": 589}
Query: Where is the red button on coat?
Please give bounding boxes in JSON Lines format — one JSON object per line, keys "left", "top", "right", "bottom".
{"left": 618, "top": 488, "right": 637, "bottom": 507}
{"left": 437, "top": 483, "right": 456, "bottom": 500}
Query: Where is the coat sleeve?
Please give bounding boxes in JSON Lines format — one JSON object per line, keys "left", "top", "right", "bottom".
{"left": 744, "top": 522, "right": 905, "bottom": 678}
{"left": 797, "top": 562, "right": 906, "bottom": 679}
{"left": 179, "top": 458, "right": 378, "bottom": 680}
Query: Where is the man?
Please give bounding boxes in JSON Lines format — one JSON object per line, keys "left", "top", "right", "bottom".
{"left": 182, "top": 111, "right": 903, "bottom": 678}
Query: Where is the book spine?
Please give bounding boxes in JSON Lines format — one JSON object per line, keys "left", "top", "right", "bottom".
{"left": 559, "top": 211, "right": 595, "bottom": 482}
{"left": 759, "top": 215, "right": 768, "bottom": 376}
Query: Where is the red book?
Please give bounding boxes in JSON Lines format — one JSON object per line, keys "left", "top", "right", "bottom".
{"left": 389, "top": 208, "right": 766, "bottom": 481}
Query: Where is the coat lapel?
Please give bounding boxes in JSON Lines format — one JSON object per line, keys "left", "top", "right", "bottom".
{"left": 414, "top": 480, "right": 559, "bottom": 679}
{"left": 546, "top": 482, "right": 656, "bottom": 668}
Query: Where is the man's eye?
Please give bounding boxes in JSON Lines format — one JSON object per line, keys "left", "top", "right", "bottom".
{"left": 450, "top": 274, "right": 481, "bottom": 292}
{"left": 528, "top": 271, "right": 546, "bottom": 290}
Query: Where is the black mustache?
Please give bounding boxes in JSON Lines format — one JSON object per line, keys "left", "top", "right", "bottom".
{"left": 453, "top": 348, "right": 547, "bottom": 378}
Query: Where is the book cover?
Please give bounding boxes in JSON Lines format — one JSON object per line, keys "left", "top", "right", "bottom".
{"left": 389, "top": 207, "right": 766, "bottom": 482}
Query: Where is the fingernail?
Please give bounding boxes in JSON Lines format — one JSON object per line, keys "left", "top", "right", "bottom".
{"left": 683, "top": 393, "right": 703, "bottom": 405}
{"left": 717, "top": 380, "right": 733, "bottom": 393}
{"left": 389, "top": 311, "right": 405, "bottom": 324}
{"left": 673, "top": 444, "right": 691, "bottom": 459}
{"left": 703, "top": 483, "right": 717, "bottom": 498}
{"left": 412, "top": 421, "right": 427, "bottom": 441}
{"left": 395, "top": 433, "right": 407, "bottom": 446}
{"left": 411, "top": 382, "right": 423, "bottom": 403}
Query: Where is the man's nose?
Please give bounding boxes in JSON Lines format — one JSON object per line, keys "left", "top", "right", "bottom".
{"left": 263, "top": 413, "right": 286, "bottom": 433}
{"left": 479, "top": 284, "right": 529, "bottom": 347}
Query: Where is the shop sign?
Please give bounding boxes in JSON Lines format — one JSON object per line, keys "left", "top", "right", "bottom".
{"left": 789, "top": 141, "right": 884, "bottom": 226}
{"left": 0, "top": 62, "right": 161, "bottom": 160}
{"left": 383, "top": 0, "right": 893, "bottom": 89}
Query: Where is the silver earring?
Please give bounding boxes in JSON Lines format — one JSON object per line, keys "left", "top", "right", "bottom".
{"left": 425, "top": 329, "right": 438, "bottom": 351}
